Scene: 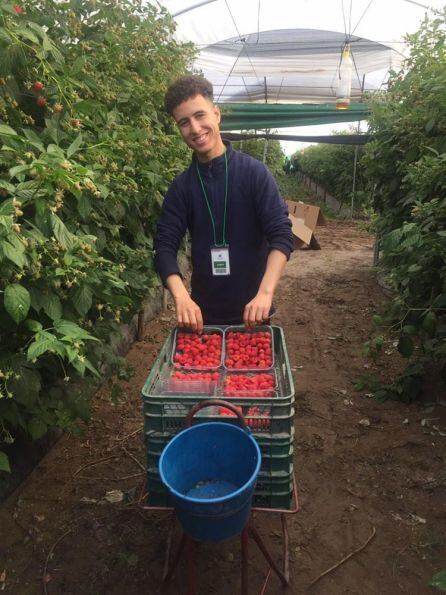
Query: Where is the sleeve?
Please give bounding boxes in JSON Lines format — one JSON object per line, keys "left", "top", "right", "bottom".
{"left": 251, "top": 162, "right": 294, "bottom": 259}
{"left": 154, "top": 178, "right": 188, "bottom": 286}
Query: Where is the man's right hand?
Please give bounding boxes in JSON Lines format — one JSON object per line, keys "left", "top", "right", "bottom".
{"left": 166, "top": 274, "right": 204, "bottom": 333}
{"left": 174, "top": 294, "right": 204, "bottom": 333}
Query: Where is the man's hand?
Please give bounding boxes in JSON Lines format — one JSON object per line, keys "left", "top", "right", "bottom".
{"left": 243, "top": 249, "right": 287, "bottom": 328}
{"left": 175, "top": 294, "right": 204, "bottom": 332}
{"left": 166, "top": 274, "right": 204, "bottom": 333}
{"left": 243, "top": 292, "right": 272, "bottom": 328}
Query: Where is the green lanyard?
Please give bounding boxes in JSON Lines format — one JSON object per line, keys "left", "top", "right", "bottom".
{"left": 195, "top": 150, "right": 228, "bottom": 247}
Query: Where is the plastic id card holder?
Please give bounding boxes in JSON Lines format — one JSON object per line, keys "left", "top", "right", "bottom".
{"left": 211, "top": 246, "right": 230, "bottom": 276}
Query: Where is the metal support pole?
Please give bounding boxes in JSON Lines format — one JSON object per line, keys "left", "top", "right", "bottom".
{"left": 350, "top": 145, "right": 359, "bottom": 218}
{"left": 241, "top": 525, "right": 249, "bottom": 594}
{"left": 186, "top": 537, "right": 196, "bottom": 595}
{"left": 281, "top": 513, "right": 290, "bottom": 582}
{"left": 351, "top": 74, "right": 366, "bottom": 219}
{"left": 262, "top": 137, "right": 269, "bottom": 164}
{"left": 248, "top": 523, "right": 289, "bottom": 587}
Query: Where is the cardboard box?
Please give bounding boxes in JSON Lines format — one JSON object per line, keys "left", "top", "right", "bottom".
{"left": 286, "top": 200, "right": 326, "bottom": 249}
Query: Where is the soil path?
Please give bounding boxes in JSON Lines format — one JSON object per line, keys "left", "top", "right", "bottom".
{"left": 1, "top": 220, "right": 445, "bottom": 594}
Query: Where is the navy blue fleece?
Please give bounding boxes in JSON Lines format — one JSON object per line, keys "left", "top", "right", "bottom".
{"left": 154, "top": 141, "right": 294, "bottom": 325}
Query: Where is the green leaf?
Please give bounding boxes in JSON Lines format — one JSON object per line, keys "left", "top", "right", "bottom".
{"left": 72, "top": 396, "right": 92, "bottom": 422}
{"left": 23, "top": 319, "right": 43, "bottom": 332}
{"left": 65, "top": 346, "right": 78, "bottom": 364}
{"left": 71, "top": 284, "right": 93, "bottom": 316}
{"left": 0, "top": 451, "right": 11, "bottom": 473}
{"left": 422, "top": 311, "right": 437, "bottom": 336}
{"left": 0, "top": 180, "right": 15, "bottom": 195}
{"left": 51, "top": 214, "right": 76, "bottom": 250}
{"left": 429, "top": 571, "right": 446, "bottom": 591}
{"left": 0, "top": 124, "right": 18, "bottom": 137}
{"left": 67, "top": 133, "right": 83, "bottom": 158}
{"left": 398, "top": 335, "right": 414, "bottom": 358}
{"left": 0, "top": 27, "right": 12, "bottom": 44}
{"left": 71, "top": 56, "right": 86, "bottom": 75}
{"left": 15, "top": 26, "right": 39, "bottom": 44}
{"left": 42, "top": 293, "right": 62, "bottom": 321}
{"left": 54, "top": 319, "right": 99, "bottom": 341}
{"left": 15, "top": 180, "right": 45, "bottom": 201}
{"left": 28, "top": 287, "right": 46, "bottom": 314}
{"left": 74, "top": 100, "right": 105, "bottom": 115}
{"left": 27, "top": 22, "right": 47, "bottom": 39}
{"left": 27, "top": 331, "right": 57, "bottom": 360}
{"left": 402, "top": 325, "right": 417, "bottom": 336}
{"left": 77, "top": 194, "right": 91, "bottom": 219}
{"left": 9, "top": 367, "right": 41, "bottom": 406}
{"left": 433, "top": 294, "right": 446, "bottom": 308}
{"left": 50, "top": 45, "right": 65, "bottom": 66}
{"left": 4, "top": 284, "right": 31, "bottom": 324}
{"left": 84, "top": 358, "right": 99, "bottom": 377}
{"left": 96, "top": 184, "right": 109, "bottom": 199}
{"left": 46, "top": 143, "right": 64, "bottom": 158}
{"left": 2, "top": 240, "right": 26, "bottom": 268}
{"left": 28, "top": 418, "right": 47, "bottom": 440}
{"left": 9, "top": 164, "right": 29, "bottom": 178}
{"left": 425, "top": 118, "right": 435, "bottom": 133}
{"left": 71, "top": 357, "right": 85, "bottom": 376}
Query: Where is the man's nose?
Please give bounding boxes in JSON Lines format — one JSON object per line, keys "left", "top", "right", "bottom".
{"left": 190, "top": 118, "right": 201, "bottom": 134}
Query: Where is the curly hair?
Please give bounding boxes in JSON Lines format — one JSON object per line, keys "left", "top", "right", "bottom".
{"left": 164, "top": 75, "right": 214, "bottom": 116}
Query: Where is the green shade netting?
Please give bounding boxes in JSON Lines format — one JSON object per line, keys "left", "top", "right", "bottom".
{"left": 219, "top": 103, "right": 369, "bottom": 130}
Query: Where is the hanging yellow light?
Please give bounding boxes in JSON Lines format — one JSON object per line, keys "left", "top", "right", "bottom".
{"left": 336, "top": 44, "right": 353, "bottom": 110}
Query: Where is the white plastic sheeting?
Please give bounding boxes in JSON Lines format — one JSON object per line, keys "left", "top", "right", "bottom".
{"left": 155, "top": 0, "right": 444, "bottom": 103}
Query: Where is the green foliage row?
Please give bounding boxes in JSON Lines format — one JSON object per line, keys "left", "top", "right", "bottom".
{"left": 291, "top": 137, "right": 369, "bottom": 210}
{"left": 361, "top": 9, "right": 446, "bottom": 401}
{"left": 0, "top": 0, "right": 193, "bottom": 471}
{"left": 231, "top": 137, "right": 285, "bottom": 179}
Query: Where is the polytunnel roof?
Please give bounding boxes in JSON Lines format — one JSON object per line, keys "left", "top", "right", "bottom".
{"left": 155, "top": 0, "right": 444, "bottom": 104}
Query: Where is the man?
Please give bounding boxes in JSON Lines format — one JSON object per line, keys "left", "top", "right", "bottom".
{"left": 154, "top": 75, "right": 294, "bottom": 332}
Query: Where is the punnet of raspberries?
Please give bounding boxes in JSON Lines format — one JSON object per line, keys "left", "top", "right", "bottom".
{"left": 225, "top": 330, "right": 273, "bottom": 369}
{"left": 223, "top": 373, "right": 275, "bottom": 397}
{"left": 173, "top": 331, "right": 222, "bottom": 368}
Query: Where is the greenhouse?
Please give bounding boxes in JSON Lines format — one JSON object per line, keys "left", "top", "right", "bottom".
{"left": 0, "top": 0, "right": 445, "bottom": 593}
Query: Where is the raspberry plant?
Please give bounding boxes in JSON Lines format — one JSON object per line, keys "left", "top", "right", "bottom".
{"left": 361, "top": 9, "right": 446, "bottom": 401}
{"left": 0, "top": 0, "right": 194, "bottom": 470}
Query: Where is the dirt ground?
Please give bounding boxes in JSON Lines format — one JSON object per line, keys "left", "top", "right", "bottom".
{"left": 1, "top": 219, "right": 445, "bottom": 595}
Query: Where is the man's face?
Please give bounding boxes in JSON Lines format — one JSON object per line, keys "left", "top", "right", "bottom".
{"left": 172, "top": 94, "right": 224, "bottom": 162}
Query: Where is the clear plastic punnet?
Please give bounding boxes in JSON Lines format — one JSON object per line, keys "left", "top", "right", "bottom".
{"left": 172, "top": 326, "right": 224, "bottom": 370}
{"left": 224, "top": 325, "right": 274, "bottom": 371}
{"left": 221, "top": 370, "right": 277, "bottom": 399}
{"left": 162, "top": 369, "right": 220, "bottom": 395}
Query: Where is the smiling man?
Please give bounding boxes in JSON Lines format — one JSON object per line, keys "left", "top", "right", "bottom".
{"left": 154, "top": 75, "right": 294, "bottom": 332}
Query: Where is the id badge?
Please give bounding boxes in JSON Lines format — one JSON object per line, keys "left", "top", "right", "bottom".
{"left": 211, "top": 246, "right": 230, "bottom": 276}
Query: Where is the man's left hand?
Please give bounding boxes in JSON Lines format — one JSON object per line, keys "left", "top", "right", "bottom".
{"left": 243, "top": 293, "right": 272, "bottom": 328}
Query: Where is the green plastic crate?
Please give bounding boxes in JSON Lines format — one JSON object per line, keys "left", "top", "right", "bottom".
{"left": 146, "top": 435, "right": 293, "bottom": 474}
{"left": 140, "top": 325, "right": 296, "bottom": 511}
{"left": 141, "top": 326, "right": 295, "bottom": 404}
{"left": 143, "top": 406, "right": 294, "bottom": 435}
{"left": 145, "top": 428, "right": 295, "bottom": 455}
{"left": 144, "top": 465, "right": 294, "bottom": 510}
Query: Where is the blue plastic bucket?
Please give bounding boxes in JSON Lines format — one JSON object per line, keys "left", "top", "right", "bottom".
{"left": 159, "top": 422, "right": 261, "bottom": 542}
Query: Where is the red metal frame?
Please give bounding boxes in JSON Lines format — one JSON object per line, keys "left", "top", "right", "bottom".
{"left": 140, "top": 398, "right": 299, "bottom": 593}
{"left": 137, "top": 473, "right": 299, "bottom": 594}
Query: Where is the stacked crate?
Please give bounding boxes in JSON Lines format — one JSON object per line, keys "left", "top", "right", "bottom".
{"left": 141, "top": 325, "right": 295, "bottom": 509}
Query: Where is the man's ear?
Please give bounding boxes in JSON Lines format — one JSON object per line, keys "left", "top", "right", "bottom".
{"left": 214, "top": 104, "right": 221, "bottom": 124}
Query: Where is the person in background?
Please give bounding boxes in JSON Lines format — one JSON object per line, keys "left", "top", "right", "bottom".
{"left": 154, "top": 75, "right": 294, "bottom": 333}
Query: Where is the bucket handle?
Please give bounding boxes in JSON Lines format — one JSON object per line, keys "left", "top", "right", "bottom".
{"left": 185, "top": 399, "right": 248, "bottom": 430}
